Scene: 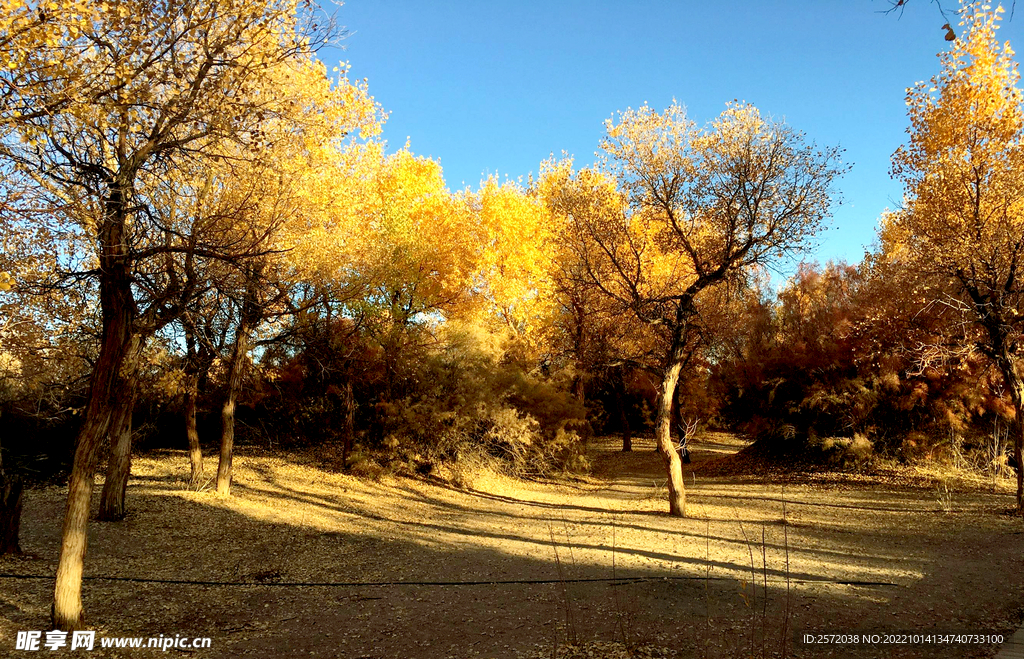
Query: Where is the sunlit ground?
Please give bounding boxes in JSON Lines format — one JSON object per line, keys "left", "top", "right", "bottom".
{"left": 1, "top": 435, "right": 1021, "bottom": 658}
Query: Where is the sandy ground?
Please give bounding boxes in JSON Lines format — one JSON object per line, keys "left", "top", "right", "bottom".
{"left": 1, "top": 433, "right": 1023, "bottom": 658}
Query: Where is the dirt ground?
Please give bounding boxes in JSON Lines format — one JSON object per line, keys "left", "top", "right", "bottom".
{"left": 2, "top": 433, "right": 1023, "bottom": 658}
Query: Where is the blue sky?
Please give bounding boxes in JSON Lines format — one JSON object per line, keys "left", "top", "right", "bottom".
{"left": 321, "top": 1, "right": 1024, "bottom": 268}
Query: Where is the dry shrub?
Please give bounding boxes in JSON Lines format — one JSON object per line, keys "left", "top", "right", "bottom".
{"left": 436, "top": 407, "right": 590, "bottom": 484}
{"left": 367, "top": 322, "right": 590, "bottom": 482}
{"left": 345, "top": 451, "right": 388, "bottom": 481}
{"left": 252, "top": 317, "right": 590, "bottom": 482}
{"left": 435, "top": 447, "right": 497, "bottom": 490}
{"left": 898, "top": 430, "right": 936, "bottom": 463}
{"left": 481, "top": 407, "right": 540, "bottom": 465}
{"left": 809, "top": 433, "right": 874, "bottom": 469}
{"left": 848, "top": 433, "right": 875, "bottom": 462}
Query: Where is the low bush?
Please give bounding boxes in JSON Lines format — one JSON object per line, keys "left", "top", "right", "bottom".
{"left": 250, "top": 319, "right": 590, "bottom": 483}
{"left": 808, "top": 433, "right": 875, "bottom": 469}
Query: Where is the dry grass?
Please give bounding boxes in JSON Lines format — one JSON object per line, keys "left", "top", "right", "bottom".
{"left": 0, "top": 434, "right": 1021, "bottom": 658}
{"left": 694, "top": 431, "right": 1018, "bottom": 500}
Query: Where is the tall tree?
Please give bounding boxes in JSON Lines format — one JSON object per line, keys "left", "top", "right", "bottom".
{"left": 542, "top": 104, "right": 843, "bottom": 516}
{"left": 0, "top": 0, "right": 378, "bottom": 628}
{"left": 471, "top": 177, "right": 558, "bottom": 361}
{"left": 181, "top": 294, "right": 227, "bottom": 486}
{"left": 884, "top": 1, "right": 1024, "bottom": 511}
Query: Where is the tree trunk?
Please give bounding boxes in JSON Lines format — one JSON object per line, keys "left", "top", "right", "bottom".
{"left": 342, "top": 380, "right": 355, "bottom": 469}
{"left": 0, "top": 426, "right": 24, "bottom": 555}
{"left": 53, "top": 298, "right": 134, "bottom": 629}
{"left": 53, "top": 445, "right": 101, "bottom": 631}
{"left": 98, "top": 336, "right": 143, "bottom": 521}
{"left": 183, "top": 315, "right": 214, "bottom": 486}
{"left": 654, "top": 305, "right": 695, "bottom": 518}
{"left": 655, "top": 355, "right": 687, "bottom": 517}
{"left": 96, "top": 384, "right": 138, "bottom": 521}
{"left": 672, "top": 380, "right": 684, "bottom": 437}
{"left": 216, "top": 333, "right": 248, "bottom": 496}
{"left": 185, "top": 380, "right": 203, "bottom": 485}
{"left": 1015, "top": 417, "right": 1024, "bottom": 514}
{"left": 620, "top": 407, "right": 633, "bottom": 452}
{"left": 573, "top": 374, "right": 586, "bottom": 406}
{"left": 53, "top": 184, "right": 137, "bottom": 630}
{"left": 216, "top": 305, "right": 254, "bottom": 497}
{"left": 615, "top": 368, "right": 632, "bottom": 452}
{"left": 1000, "top": 361, "right": 1024, "bottom": 513}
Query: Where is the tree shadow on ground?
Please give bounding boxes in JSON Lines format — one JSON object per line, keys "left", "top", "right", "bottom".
{"left": 1, "top": 440, "right": 1021, "bottom": 658}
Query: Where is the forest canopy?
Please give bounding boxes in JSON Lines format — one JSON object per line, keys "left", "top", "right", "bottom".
{"left": 0, "top": 0, "right": 1021, "bottom": 633}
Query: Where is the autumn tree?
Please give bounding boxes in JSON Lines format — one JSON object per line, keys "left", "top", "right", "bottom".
{"left": 183, "top": 126, "right": 379, "bottom": 496}
{"left": 360, "top": 150, "right": 483, "bottom": 326}
{"left": 326, "top": 149, "right": 483, "bottom": 445}
{"left": 0, "top": 211, "right": 96, "bottom": 553}
{"left": 0, "top": 0, "right": 380, "bottom": 628}
{"left": 883, "top": 1, "right": 1024, "bottom": 510}
{"left": 712, "top": 261, "right": 885, "bottom": 445}
{"left": 542, "top": 104, "right": 844, "bottom": 517}
{"left": 471, "top": 177, "right": 558, "bottom": 363}
{"left": 548, "top": 240, "right": 671, "bottom": 450}
{"left": 180, "top": 290, "right": 230, "bottom": 485}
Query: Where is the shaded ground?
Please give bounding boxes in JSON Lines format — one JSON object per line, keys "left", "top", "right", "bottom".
{"left": 1, "top": 432, "right": 1022, "bottom": 658}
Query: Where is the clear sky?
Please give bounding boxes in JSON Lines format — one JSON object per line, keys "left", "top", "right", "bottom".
{"left": 320, "top": 1, "right": 1024, "bottom": 268}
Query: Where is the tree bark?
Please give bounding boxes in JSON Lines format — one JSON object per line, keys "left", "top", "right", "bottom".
{"left": 53, "top": 179, "right": 143, "bottom": 630}
{"left": 53, "top": 280, "right": 134, "bottom": 629}
{"left": 183, "top": 314, "right": 214, "bottom": 486}
{"left": 216, "top": 329, "right": 250, "bottom": 496}
{"left": 97, "top": 336, "right": 143, "bottom": 521}
{"left": 672, "top": 381, "right": 684, "bottom": 438}
{"left": 96, "top": 383, "right": 138, "bottom": 521}
{"left": 655, "top": 355, "right": 687, "bottom": 517}
{"left": 216, "top": 281, "right": 258, "bottom": 497}
{"left": 185, "top": 380, "right": 204, "bottom": 485}
{"left": 652, "top": 300, "right": 697, "bottom": 518}
{"left": 1000, "top": 361, "right": 1024, "bottom": 513}
{"left": 342, "top": 380, "right": 355, "bottom": 469}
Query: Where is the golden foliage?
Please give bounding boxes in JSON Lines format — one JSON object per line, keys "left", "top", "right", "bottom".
{"left": 882, "top": 1, "right": 1024, "bottom": 380}
{"left": 541, "top": 102, "right": 843, "bottom": 327}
